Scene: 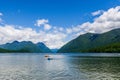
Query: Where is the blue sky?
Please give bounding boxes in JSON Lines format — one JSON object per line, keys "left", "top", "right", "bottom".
{"left": 0, "top": 0, "right": 119, "bottom": 27}
{"left": 0, "top": 0, "right": 120, "bottom": 48}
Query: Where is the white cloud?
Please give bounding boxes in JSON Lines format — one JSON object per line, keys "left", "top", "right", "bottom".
{"left": 44, "top": 24, "right": 51, "bottom": 30}
{"left": 59, "top": 27, "right": 64, "bottom": 31}
{"left": 40, "top": 31, "right": 67, "bottom": 48}
{"left": 92, "top": 10, "right": 104, "bottom": 16}
{"left": 66, "top": 28, "right": 73, "bottom": 34}
{"left": 35, "top": 19, "right": 48, "bottom": 26}
{"left": 35, "top": 19, "right": 52, "bottom": 30}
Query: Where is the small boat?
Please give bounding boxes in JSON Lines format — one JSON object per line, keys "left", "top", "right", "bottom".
{"left": 44, "top": 55, "right": 53, "bottom": 60}
{"left": 44, "top": 55, "right": 49, "bottom": 57}
{"left": 47, "top": 57, "right": 53, "bottom": 60}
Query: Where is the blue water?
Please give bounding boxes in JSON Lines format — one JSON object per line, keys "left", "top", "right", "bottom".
{"left": 0, "top": 53, "right": 120, "bottom": 80}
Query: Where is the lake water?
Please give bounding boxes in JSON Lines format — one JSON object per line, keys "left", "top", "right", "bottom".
{"left": 0, "top": 53, "right": 120, "bottom": 80}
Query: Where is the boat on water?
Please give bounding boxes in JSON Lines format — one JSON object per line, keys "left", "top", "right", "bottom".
{"left": 47, "top": 57, "right": 53, "bottom": 60}
{"left": 44, "top": 55, "right": 53, "bottom": 60}
{"left": 44, "top": 55, "right": 49, "bottom": 57}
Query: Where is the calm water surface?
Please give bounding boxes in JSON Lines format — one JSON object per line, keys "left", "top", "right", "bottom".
{"left": 0, "top": 53, "right": 120, "bottom": 80}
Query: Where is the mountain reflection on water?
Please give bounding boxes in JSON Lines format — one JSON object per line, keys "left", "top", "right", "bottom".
{"left": 0, "top": 53, "right": 120, "bottom": 80}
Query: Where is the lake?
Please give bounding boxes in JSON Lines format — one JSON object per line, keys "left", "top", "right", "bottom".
{"left": 0, "top": 53, "right": 120, "bottom": 80}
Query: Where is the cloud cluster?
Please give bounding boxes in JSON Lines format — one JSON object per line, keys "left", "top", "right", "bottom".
{"left": 0, "top": 6, "right": 120, "bottom": 49}
{"left": 92, "top": 10, "right": 104, "bottom": 16}
{"left": 35, "top": 19, "right": 51, "bottom": 30}
{"left": 85, "top": 6, "right": 120, "bottom": 33}
{"left": 66, "top": 6, "right": 120, "bottom": 36}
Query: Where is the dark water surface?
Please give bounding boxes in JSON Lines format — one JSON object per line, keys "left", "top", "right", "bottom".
{"left": 0, "top": 53, "right": 120, "bottom": 80}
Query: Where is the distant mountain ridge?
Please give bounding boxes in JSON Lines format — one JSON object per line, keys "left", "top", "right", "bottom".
{"left": 0, "top": 41, "right": 52, "bottom": 53}
{"left": 51, "top": 49, "right": 58, "bottom": 53}
{"left": 58, "top": 28, "right": 120, "bottom": 53}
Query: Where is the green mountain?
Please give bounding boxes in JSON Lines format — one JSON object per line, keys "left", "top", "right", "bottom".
{"left": 0, "top": 48, "right": 14, "bottom": 53}
{"left": 0, "top": 41, "right": 52, "bottom": 53}
{"left": 58, "top": 28, "right": 120, "bottom": 53}
{"left": 0, "top": 47, "right": 31, "bottom": 53}
{"left": 85, "top": 42, "right": 120, "bottom": 53}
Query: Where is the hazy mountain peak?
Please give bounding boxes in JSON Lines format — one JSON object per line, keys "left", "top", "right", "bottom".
{"left": 0, "top": 41, "right": 52, "bottom": 53}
